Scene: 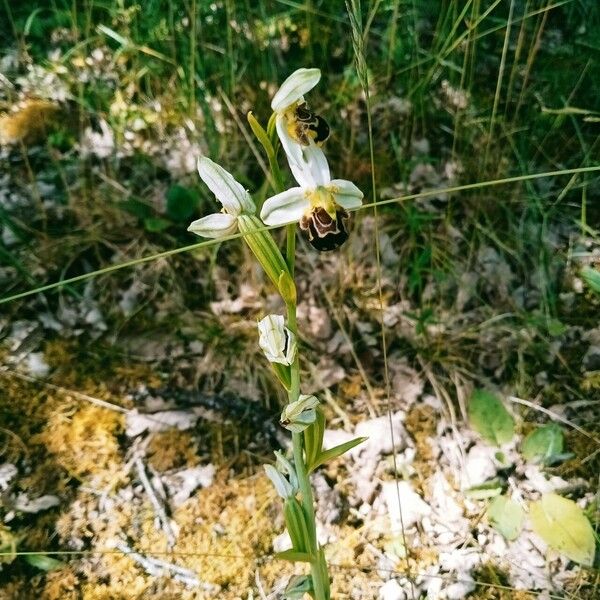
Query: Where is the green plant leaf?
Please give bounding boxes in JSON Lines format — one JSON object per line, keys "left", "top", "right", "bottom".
{"left": 529, "top": 493, "right": 596, "bottom": 566}
{"left": 487, "top": 495, "right": 524, "bottom": 541}
{"left": 308, "top": 436, "right": 367, "bottom": 473}
{"left": 468, "top": 389, "right": 514, "bottom": 445}
{"left": 464, "top": 478, "right": 503, "bottom": 499}
{"left": 166, "top": 185, "right": 198, "bottom": 222}
{"left": 522, "top": 423, "right": 564, "bottom": 464}
{"left": 24, "top": 554, "right": 65, "bottom": 571}
{"left": 284, "top": 574, "right": 313, "bottom": 599}
{"left": 274, "top": 550, "right": 312, "bottom": 563}
{"left": 304, "top": 407, "right": 326, "bottom": 471}
{"left": 120, "top": 198, "right": 154, "bottom": 220}
{"left": 581, "top": 267, "right": 600, "bottom": 295}
{"left": 143, "top": 217, "right": 171, "bottom": 232}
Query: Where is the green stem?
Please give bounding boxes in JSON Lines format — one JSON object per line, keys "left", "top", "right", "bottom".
{"left": 285, "top": 226, "right": 328, "bottom": 600}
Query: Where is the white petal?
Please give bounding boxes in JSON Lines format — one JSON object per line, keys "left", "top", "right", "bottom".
{"left": 187, "top": 213, "right": 237, "bottom": 238}
{"left": 288, "top": 144, "right": 331, "bottom": 188}
{"left": 271, "top": 68, "right": 321, "bottom": 112}
{"left": 330, "top": 179, "right": 364, "bottom": 211}
{"left": 276, "top": 115, "right": 304, "bottom": 172}
{"left": 197, "top": 156, "right": 255, "bottom": 215}
{"left": 261, "top": 187, "right": 310, "bottom": 226}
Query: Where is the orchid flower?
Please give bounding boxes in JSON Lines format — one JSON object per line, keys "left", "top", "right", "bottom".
{"left": 260, "top": 144, "right": 363, "bottom": 251}
{"left": 258, "top": 314, "right": 297, "bottom": 366}
{"left": 280, "top": 394, "right": 320, "bottom": 433}
{"left": 188, "top": 156, "right": 290, "bottom": 289}
{"left": 263, "top": 450, "right": 299, "bottom": 499}
{"left": 271, "top": 68, "right": 330, "bottom": 169}
{"left": 187, "top": 156, "right": 255, "bottom": 238}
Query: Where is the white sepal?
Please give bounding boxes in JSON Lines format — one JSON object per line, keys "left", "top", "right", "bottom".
{"left": 271, "top": 68, "right": 321, "bottom": 112}
{"left": 187, "top": 212, "right": 238, "bottom": 238}
{"left": 197, "top": 156, "right": 255, "bottom": 215}
{"left": 260, "top": 188, "right": 310, "bottom": 227}
{"left": 257, "top": 314, "right": 297, "bottom": 365}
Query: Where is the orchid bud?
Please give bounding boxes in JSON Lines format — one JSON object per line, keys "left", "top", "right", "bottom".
{"left": 264, "top": 464, "right": 294, "bottom": 499}
{"left": 280, "top": 394, "right": 319, "bottom": 433}
{"left": 257, "top": 314, "right": 297, "bottom": 366}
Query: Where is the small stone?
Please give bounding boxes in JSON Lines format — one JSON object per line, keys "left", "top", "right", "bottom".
{"left": 379, "top": 578, "right": 406, "bottom": 600}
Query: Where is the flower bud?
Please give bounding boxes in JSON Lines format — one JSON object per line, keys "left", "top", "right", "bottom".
{"left": 257, "top": 314, "right": 297, "bottom": 366}
{"left": 280, "top": 394, "right": 319, "bottom": 433}
{"left": 264, "top": 464, "right": 294, "bottom": 499}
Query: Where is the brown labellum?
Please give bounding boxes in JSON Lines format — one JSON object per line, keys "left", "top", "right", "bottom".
{"left": 299, "top": 207, "right": 350, "bottom": 252}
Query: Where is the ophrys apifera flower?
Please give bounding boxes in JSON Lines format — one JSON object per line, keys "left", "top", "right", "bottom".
{"left": 260, "top": 144, "right": 363, "bottom": 251}
{"left": 271, "top": 68, "right": 330, "bottom": 168}
{"left": 257, "top": 314, "right": 297, "bottom": 366}
{"left": 188, "top": 156, "right": 290, "bottom": 288}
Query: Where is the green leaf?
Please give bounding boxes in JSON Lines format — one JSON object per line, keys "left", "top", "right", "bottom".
{"left": 468, "top": 389, "right": 514, "bottom": 445}
{"left": 274, "top": 550, "right": 312, "bottom": 563}
{"left": 143, "top": 217, "right": 171, "bottom": 232}
{"left": 284, "top": 574, "right": 314, "bottom": 599}
{"left": 304, "top": 407, "right": 326, "bottom": 471}
{"left": 308, "top": 436, "right": 367, "bottom": 473}
{"left": 487, "top": 495, "right": 524, "bottom": 541}
{"left": 529, "top": 493, "right": 596, "bottom": 566}
{"left": 581, "top": 267, "right": 600, "bottom": 295}
{"left": 120, "top": 198, "right": 154, "bottom": 219}
{"left": 271, "top": 363, "right": 292, "bottom": 391}
{"left": 464, "top": 478, "right": 503, "bottom": 500}
{"left": 283, "top": 497, "right": 310, "bottom": 554}
{"left": 24, "top": 554, "right": 65, "bottom": 571}
{"left": 166, "top": 185, "right": 198, "bottom": 222}
{"left": 522, "top": 424, "right": 564, "bottom": 464}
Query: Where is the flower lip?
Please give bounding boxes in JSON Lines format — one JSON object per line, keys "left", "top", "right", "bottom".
{"left": 271, "top": 68, "right": 321, "bottom": 112}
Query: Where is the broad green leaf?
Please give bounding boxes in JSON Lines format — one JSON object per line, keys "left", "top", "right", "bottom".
{"left": 581, "top": 267, "right": 600, "bottom": 295}
{"left": 522, "top": 424, "right": 564, "bottom": 464}
{"left": 468, "top": 390, "right": 514, "bottom": 445}
{"left": 274, "top": 550, "right": 312, "bottom": 563}
{"left": 166, "top": 185, "right": 198, "bottom": 222}
{"left": 24, "top": 554, "right": 65, "bottom": 571}
{"left": 308, "top": 436, "right": 367, "bottom": 473}
{"left": 487, "top": 495, "right": 524, "bottom": 541}
{"left": 529, "top": 493, "right": 596, "bottom": 566}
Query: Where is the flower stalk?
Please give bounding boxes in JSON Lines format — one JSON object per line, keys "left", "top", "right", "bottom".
{"left": 188, "top": 68, "right": 366, "bottom": 599}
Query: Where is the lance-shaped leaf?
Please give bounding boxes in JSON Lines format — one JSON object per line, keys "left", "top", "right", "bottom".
{"left": 275, "top": 549, "right": 312, "bottom": 563}
{"left": 581, "top": 266, "right": 600, "bottom": 295}
{"left": 304, "top": 406, "right": 326, "bottom": 470}
{"left": 529, "top": 493, "right": 596, "bottom": 566}
{"left": 468, "top": 389, "right": 515, "bottom": 445}
{"left": 308, "top": 436, "right": 368, "bottom": 473}
{"left": 283, "top": 497, "right": 310, "bottom": 553}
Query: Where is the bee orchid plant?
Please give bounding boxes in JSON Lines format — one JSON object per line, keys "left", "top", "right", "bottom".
{"left": 188, "top": 68, "right": 366, "bottom": 600}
